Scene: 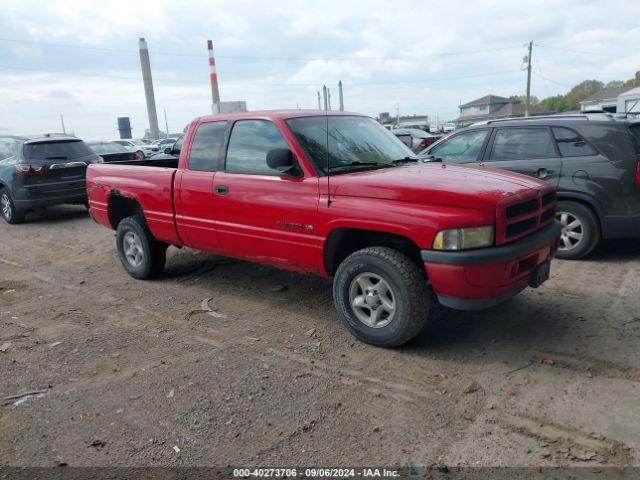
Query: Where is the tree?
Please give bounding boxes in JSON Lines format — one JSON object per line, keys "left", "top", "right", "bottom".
{"left": 623, "top": 71, "right": 640, "bottom": 89}
{"left": 564, "top": 80, "right": 604, "bottom": 110}
{"left": 509, "top": 95, "right": 539, "bottom": 106}
{"left": 606, "top": 80, "right": 624, "bottom": 89}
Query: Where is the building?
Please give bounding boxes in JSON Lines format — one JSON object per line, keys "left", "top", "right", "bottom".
{"left": 455, "top": 95, "right": 552, "bottom": 127}
{"left": 617, "top": 87, "right": 640, "bottom": 114}
{"left": 580, "top": 86, "right": 629, "bottom": 112}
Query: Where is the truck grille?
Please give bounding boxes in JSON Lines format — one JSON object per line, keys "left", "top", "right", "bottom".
{"left": 496, "top": 189, "right": 557, "bottom": 244}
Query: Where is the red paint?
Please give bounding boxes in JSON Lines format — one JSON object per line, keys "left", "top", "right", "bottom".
{"left": 87, "top": 110, "right": 559, "bottom": 304}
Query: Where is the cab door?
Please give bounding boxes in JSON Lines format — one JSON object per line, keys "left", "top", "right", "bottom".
{"left": 211, "top": 119, "right": 323, "bottom": 273}
{"left": 174, "top": 121, "right": 227, "bottom": 252}
{"left": 481, "top": 126, "right": 562, "bottom": 186}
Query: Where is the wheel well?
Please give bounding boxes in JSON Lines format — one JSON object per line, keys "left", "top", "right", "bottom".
{"left": 108, "top": 194, "right": 143, "bottom": 229}
{"left": 324, "top": 228, "right": 425, "bottom": 276}
{"left": 556, "top": 196, "right": 602, "bottom": 232}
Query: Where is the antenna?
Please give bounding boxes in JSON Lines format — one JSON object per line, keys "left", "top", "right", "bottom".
{"left": 325, "top": 108, "right": 331, "bottom": 207}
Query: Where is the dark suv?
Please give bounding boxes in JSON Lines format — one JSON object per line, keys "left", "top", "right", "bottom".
{"left": 0, "top": 134, "right": 101, "bottom": 224}
{"left": 421, "top": 114, "right": 640, "bottom": 259}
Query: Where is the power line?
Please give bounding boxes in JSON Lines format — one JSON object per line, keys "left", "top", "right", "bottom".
{"left": 0, "top": 63, "right": 518, "bottom": 87}
{"left": 532, "top": 69, "right": 571, "bottom": 88}
{"left": 0, "top": 37, "right": 523, "bottom": 61}
{"left": 534, "top": 44, "right": 605, "bottom": 57}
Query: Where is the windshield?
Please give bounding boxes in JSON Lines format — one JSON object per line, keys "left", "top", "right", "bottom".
{"left": 23, "top": 140, "right": 94, "bottom": 160}
{"left": 89, "top": 143, "right": 129, "bottom": 154}
{"left": 286, "top": 115, "right": 415, "bottom": 174}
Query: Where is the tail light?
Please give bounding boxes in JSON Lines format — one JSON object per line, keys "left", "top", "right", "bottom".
{"left": 636, "top": 158, "right": 640, "bottom": 185}
{"left": 15, "top": 164, "right": 44, "bottom": 174}
{"left": 420, "top": 138, "right": 433, "bottom": 148}
{"left": 134, "top": 152, "right": 141, "bottom": 160}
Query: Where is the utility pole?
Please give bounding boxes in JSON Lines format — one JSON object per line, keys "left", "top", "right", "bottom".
{"left": 317, "top": 91, "right": 321, "bottom": 110}
{"left": 163, "top": 109, "right": 169, "bottom": 138}
{"left": 138, "top": 38, "right": 160, "bottom": 139}
{"left": 338, "top": 80, "right": 344, "bottom": 111}
{"left": 525, "top": 41, "right": 532, "bottom": 117}
{"left": 60, "top": 114, "right": 66, "bottom": 134}
{"left": 328, "top": 88, "right": 332, "bottom": 110}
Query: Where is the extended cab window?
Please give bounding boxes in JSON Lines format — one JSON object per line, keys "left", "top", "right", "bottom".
{"left": 429, "top": 129, "right": 488, "bottom": 163}
{"left": 189, "top": 122, "right": 227, "bottom": 171}
{"left": 489, "top": 128, "right": 555, "bottom": 160}
{"left": 225, "top": 120, "right": 288, "bottom": 175}
{"left": 552, "top": 127, "right": 597, "bottom": 157}
{"left": 173, "top": 136, "right": 184, "bottom": 155}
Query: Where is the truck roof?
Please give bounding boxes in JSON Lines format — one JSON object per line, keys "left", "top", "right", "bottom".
{"left": 193, "top": 109, "right": 365, "bottom": 123}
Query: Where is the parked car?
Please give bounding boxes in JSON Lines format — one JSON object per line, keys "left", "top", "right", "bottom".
{"left": 393, "top": 128, "right": 440, "bottom": 152}
{"left": 88, "top": 141, "right": 141, "bottom": 162}
{"left": 149, "top": 136, "right": 183, "bottom": 161}
{"left": 442, "top": 122, "right": 456, "bottom": 133}
{"left": 87, "top": 110, "right": 560, "bottom": 347}
{"left": 151, "top": 138, "right": 178, "bottom": 152}
{"left": 394, "top": 122, "right": 430, "bottom": 132}
{"left": 420, "top": 114, "right": 640, "bottom": 259}
{"left": 0, "top": 134, "right": 102, "bottom": 224}
{"left": 112, "top": 139, "right": 159, "bottom": 159}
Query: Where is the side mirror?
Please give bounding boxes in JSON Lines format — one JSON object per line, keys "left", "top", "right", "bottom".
{"left": 164, "top": 147, "right": 172, "bottom": 154}
{"left": 266, "top": 148, "right": 300, "bottom": 176}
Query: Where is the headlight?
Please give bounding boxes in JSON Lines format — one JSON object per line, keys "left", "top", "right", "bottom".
{"left": 432, "top": 226, "right": 494, "bottom": 250}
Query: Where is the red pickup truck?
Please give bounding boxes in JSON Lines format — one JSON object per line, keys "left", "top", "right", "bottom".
{"left": 87, "top": 111, "right": 560, "bottom": 347}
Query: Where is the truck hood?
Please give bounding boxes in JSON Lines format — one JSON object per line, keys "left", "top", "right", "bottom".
{"left": 330, "top": 163, "right": 548, "bottom": 211}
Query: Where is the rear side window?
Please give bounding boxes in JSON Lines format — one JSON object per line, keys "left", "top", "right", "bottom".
{"left": 188, "top": 121, "right": 227, "bottom": 171}
{"left": 23, "top": 140, "right": 94, "bottom": 160}
{"left": 225, "top": 120, "right": 289, "bottom": 175}
{"left": 489, "top": 128, "right": 555, "bottom": 160}
{"left": 552, "top": 127, "right": 597, "bottom": 157}
{"left": 0, "top": 138, "right": 18, "bottom": 160}
{"left": 429, "top": 129, "right": 489, "bottom": 163}
{"left": 628, "top": 125, "right": 640, "bottom": 155}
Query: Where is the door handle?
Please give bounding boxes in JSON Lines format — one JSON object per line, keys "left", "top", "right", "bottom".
{"left": 215, "top": 185, "right": 229, "bottom": 195}
{"left": 536, "top": 168, "right": 553, "bottom": 179}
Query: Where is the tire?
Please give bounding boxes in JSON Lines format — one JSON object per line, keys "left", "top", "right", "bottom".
{"left": 333, "top": 247, "right": 430, "bottom": 347}
{"left": 555, "top": 200, "right": 600, "bottom": 260}
{"left": 137, "top": 150, "right": 145, "bottom": 160}
{"left": 115, "top": 215, "right": 166, "bottom": 279}
{"left": 0, "top": 188, "right": 25, "bottom": 225}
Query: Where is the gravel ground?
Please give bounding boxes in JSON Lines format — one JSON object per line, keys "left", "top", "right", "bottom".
{"left": 0, "top": 205, "right": 639, "bottom": 470}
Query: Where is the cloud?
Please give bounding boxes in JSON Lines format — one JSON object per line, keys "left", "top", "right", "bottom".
{"left": 0, "top": 0, "right": 639, "bottom": 138}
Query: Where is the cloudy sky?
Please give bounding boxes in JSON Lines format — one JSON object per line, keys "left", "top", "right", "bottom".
{"left": 0, "top": 0, "right": 638, "bottom": 139}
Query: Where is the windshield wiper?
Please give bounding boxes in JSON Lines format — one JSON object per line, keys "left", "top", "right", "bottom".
{"left": 328, "top": 161, "right": 393, "bottom": 172}
{"left": 45, "top": 156, "right": 68, "bottom": 160}
{"left": 391, "top": 156, "right": 419, "bottom": 165}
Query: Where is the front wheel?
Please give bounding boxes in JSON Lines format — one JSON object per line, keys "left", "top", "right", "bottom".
{"left": 333, "top": 247, "right": 431, "bottom": 347}
{"left": 555, "top": 201, "right": 600, "bottom": 260}
{"left": 116, "top": 215, "right": 166, "bottom": 279}
{"left": 0, "top": 189, "right": 25, "bottom": 224}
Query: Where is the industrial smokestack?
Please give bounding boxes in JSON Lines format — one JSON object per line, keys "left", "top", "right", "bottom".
{"left": 138, "top": 38, "right": 160, "bottom": 139}
{"left": 322, "top": 85, "right": 328, "bottom": 111}
{"left": 317, "top": 91, "right": 321, "bottom": 110}
{"left": 338, "top": 80, "right": 344, "bottom": 111}
{"left": 207, "top": 40, "right": 221, "bottom": 113}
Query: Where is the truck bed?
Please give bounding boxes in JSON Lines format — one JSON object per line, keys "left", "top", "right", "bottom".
{"left": 86, "top": 162, "right": 181, "bottom": 245}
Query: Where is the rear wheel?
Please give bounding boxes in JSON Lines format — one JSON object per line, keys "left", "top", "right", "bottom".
{"left": 0, "top": 189, "right": 25, "bottom": 224}
{"left": 555, "top": 201, "right": 600, "bottom": 260}
{"left": 116, "top": 215, "right": 166, "bottom": 279}
{"left": 136, "top": 150, "right": 145, "bottom": 160}
{"left": 333, "top": 247, "right": 430, "bottom": 347}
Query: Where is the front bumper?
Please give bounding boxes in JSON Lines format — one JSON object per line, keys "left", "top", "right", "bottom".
{"left": 421, "top": 222, "right": 561, "bottom": 310}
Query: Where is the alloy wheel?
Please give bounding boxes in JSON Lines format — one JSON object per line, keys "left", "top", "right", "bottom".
{"left": 348, "top": 272, "right": 396, "bottom": 328}
{"left": 1, "top": 193, "right": 12, "bottom": 221}
{"left": 557, "top": 211, "right": 583, "bottom": 251}
{"left": 123, "top": 231, "right": 144, "bottom": 267}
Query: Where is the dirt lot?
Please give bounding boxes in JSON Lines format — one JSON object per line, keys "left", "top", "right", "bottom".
{"left": 1, "top": 205, "right": 639, "bottom": 470}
